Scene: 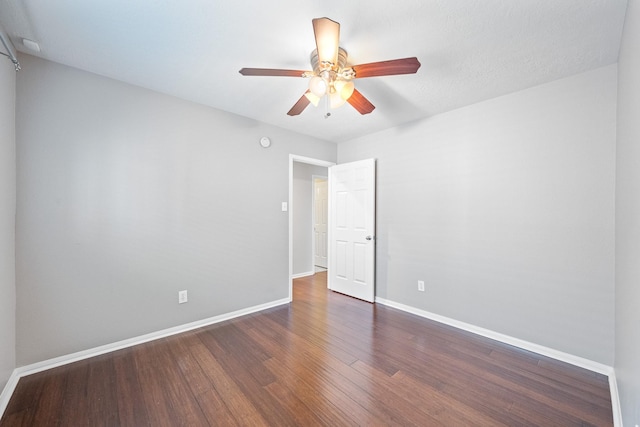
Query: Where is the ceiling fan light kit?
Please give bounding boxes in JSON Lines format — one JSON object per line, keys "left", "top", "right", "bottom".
{"left": 239, "top": 17, "right": 421, "bottom": 117}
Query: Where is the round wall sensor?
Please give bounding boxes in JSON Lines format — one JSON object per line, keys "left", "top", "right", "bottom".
{"left": 260, "top": 137, "right": 271, "bottom": 148}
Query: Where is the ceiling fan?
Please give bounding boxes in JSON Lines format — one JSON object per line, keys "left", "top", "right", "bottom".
{"left": 239, "top": 17, "right": 421, "bottom": 117}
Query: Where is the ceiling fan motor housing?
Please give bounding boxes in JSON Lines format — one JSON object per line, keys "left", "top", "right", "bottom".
{"left": 309, "top": 47, "right": 355, "bottom": 100}
{"left": 310, "top": 47, "right": 348, "bottom": 72}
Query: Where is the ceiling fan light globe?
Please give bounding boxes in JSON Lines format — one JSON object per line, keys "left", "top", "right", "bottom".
{"left": 335, "top": 80, "right": 355, "bottom": 100}
{"left": 304, "top": 91, "right": 321, "bottom": 107}
{"left": 309, "top": 76, "right": 327, "bottom": 97}
{"left": 329, "top": 91, "right": 347, "bottom": 109}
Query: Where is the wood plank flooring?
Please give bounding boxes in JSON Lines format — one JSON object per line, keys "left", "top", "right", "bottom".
{"left": 1, "top": 272, "right": 613, "bottom": 426}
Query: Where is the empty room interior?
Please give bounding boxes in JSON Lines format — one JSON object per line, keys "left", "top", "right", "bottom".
{"left": 1, "top": 0, "right": 640, "bottom": 425}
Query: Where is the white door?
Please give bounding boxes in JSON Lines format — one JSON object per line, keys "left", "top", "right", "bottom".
{"left": 328, "top": 159, "right": 376, "bottom": 302}
{"left": 313, "top": 178, "right": 328, "bottom": 268}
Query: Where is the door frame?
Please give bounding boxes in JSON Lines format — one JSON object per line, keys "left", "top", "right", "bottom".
{"left": 288, "top": 154, "right": 335, "bottom": 301}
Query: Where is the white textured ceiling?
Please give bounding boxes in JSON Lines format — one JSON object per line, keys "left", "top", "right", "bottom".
{"left": 0, "top": 0, "right": 629, "bottom": 143}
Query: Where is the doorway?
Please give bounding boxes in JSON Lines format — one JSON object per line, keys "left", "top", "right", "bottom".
{"left": 288, "top": 155, "right": 335, "bottom": 301}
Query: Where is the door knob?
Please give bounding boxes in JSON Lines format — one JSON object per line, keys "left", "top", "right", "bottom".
{"left": 365, "top": 235, "right": 374, "bottom": 241}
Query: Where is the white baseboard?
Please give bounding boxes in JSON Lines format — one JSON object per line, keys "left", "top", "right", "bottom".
{"left": 608, "top": 370, "right": 623, "bottom": 427}
{"left": 375, "top": 297, "right": 622, "bottom": 425}
{"left": 0, "top": 370, "right": 20, "bottom": 420}
{"left": 376, "top": 298, "right": 613, "bottom": 376}
{"left": 291, "top": 271, "right": 314, "bottom": 279}
{"left": 0, "top": 297, "right": 289, "bottom": 419}
{"left": 375, "top": 297, "right": 612, "bottom": 375}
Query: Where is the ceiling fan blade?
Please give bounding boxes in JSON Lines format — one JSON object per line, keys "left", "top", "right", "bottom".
{"left": 287, "top": 91, "right": 312, "bottom": 116}
{"left": 347, "top": 89, "right": 375, "bottom": 115}
{"left": 352, "top": 57, "right": 421, "bottom": 78}
{"left": 312, "top": 17, "right": 340, "bottom": 66}
{"left": 239, "top": 68, "right": 308, "bottom": 77}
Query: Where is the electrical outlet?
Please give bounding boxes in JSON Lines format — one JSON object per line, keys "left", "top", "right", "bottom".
{"left": 178, "top": 290, "right": 188, "bottom": 304}
{"left": 418, "top": 280, "right": 425, "bottom": 292}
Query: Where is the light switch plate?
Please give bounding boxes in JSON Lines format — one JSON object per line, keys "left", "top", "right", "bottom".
{"left": 178, "top": 290, "right": 188, "bottom": 304}
{"left": 281, "top": 202, "right": 288, "bottom": 211}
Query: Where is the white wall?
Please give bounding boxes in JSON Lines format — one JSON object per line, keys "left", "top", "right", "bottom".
{"left": 292, "top": 162, "right": 327, "bottom": 276}
{"left": 0, "top": 53, "right": 16, "bottom": 391}
{"left": 616, "top": 0, "right": 640, "bottom": 424}
{"left": 15, "top": 54, "right": 336, "bottom": 366}
{"left": 339, "top": 65, "right": 617, "bottom": 365}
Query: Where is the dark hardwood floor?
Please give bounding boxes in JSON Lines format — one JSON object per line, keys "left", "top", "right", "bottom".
{"left": 1, "top": 272, "right": 613, "bottom": 426}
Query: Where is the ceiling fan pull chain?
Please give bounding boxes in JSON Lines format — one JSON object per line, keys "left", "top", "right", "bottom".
{"left": 324, "top": 94, "right": 331, "bottom": 119}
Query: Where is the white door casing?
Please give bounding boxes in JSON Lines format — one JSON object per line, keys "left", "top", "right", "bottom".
{"left": 288, "top": 155, "right": 335, "bottom": 302}
{"left": 313, "top": 177, "right": 328, "bottom": 269}
{"left": 328, "top": 159, "right": 376, "bottom": 302}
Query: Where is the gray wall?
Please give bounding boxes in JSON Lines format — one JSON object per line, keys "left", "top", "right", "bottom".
{"left": 292, "top": 162, "right": 327, "bottom": 276}
{"left": 0, "top": 53, "right": 16, "bottom": 391}
{"left": 616, "top": 1, "right": 640, "bottom": 424}
{"left": 338, "top": 65, "right": 617, "bottom": 365}
{"left": 15, "top": 54, "right": 336, "bottom": 365}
